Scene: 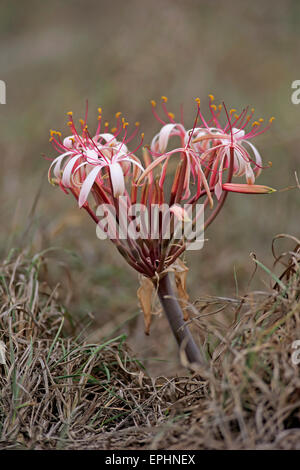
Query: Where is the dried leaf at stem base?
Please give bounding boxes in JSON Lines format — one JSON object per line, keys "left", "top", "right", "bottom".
{"left": 137, "top": 275, "right": 155, "bottom": 335}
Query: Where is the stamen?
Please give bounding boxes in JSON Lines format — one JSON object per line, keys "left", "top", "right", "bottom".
{"left": 124, "top": 121, "right": 141, "bottom": 145}
{"left": 150, "top": 99, "right": 166, "bottom": 125}
{"left": 187, "top": 103, "right": 201, "bottom": 147}
{"left": 129, "top": 132, "right": 145, "bottom": 154}
{"left": 84, "top": 100, "right": 89, "bottom": 127}
{"left": 209, "top": 100, "right": 222, "bottom": 129}
{"left": 67, "top": 114, "right": 86, "bottom": 149}
{"left": 196, "top": 102, "right": 211, "bottom": 131}
{"left": 160, "top": 96, "right": 174, "bottom": 123}
{"left": 228, "top": 107, "right": 248, "bottom": 132}
{"left": 222, "top": 102, "right": 234, "bottom": 145}
{"left": 244, "top": 116, "right": 275, "bottom": 139}
{"left": 96, "top": 110, "right": 102, "bottom": 135}
{"left": 85, "top": 127, "right": 108, "bottom": 162}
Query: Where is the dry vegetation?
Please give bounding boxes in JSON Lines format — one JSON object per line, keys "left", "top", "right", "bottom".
{"left": 0, "top": 236, "right": 299, "bottom": 450}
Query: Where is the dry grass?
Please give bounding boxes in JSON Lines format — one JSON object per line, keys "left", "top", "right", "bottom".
{"left": 0, "top": 237, "right": 299, "bottom": 450}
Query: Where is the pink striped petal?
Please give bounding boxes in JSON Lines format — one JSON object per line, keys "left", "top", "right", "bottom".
{"left": 158, "top": 123, "right": 185, "bottom": 153}
{"left": 109, "top": 162, "right": 125, "bottom": 197}
{"left": 242, "top": 140, "right": 263, "bottom": 176}
{"left": 63, "top": 136, "right": 75, "bottom": 148}
{"left": 78, "top": 165, "right": 103, "bottom": 207}
{"left": 137, "top": 154, "right": 168, "bottom": 184}
{"left": 214, "top": 154, "right": 226, "bottom": 201}
{"left": 85, "top": 148, "right": 100, "bottom": 164}
{"left": 62, "top": 155, "right": 82, "bottom": 187}
{"left": 49, "top": 151, "right": 72, "bottom": 180}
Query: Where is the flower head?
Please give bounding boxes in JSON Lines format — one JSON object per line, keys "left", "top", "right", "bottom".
{"left": 47, "top": 97, "right": 274, "bottom": 279}
{"left": 143, "top": 96, "right": 272, "bottom": 204}
{"left": 145, "top": 97, "right": 275, "bottom": 202}
{"left": 48, "top": 108, "right": 144, "bottom": 207}
{"left": 192, "top": 97, "right": 274, "bottom": 199}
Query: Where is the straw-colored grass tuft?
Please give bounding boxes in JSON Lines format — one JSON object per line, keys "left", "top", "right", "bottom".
{"left": 0, "top": 237, "right": 299, "bottom": 449}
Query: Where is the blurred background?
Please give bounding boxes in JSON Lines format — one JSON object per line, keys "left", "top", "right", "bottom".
{"left": 0, "top": 0, "right": 299, "bottom": 374}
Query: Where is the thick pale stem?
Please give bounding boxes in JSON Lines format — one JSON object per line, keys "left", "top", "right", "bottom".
{"left": 157, "top": 273, "right": 203, "bottom": 365}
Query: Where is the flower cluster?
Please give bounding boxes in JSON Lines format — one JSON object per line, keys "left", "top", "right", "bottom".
{"left": 47, "top": 97, "right": 275, "bottom": 278}
{"left": 48, "top": 108, "right": 144, "bottom": 206}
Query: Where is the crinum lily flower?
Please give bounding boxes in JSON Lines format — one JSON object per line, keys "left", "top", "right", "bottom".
{"left": 47, "top": 98, "right": 275, "bottom": 368}
{"left": 48, "top": 109, "right": 144, "bottom": 206}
